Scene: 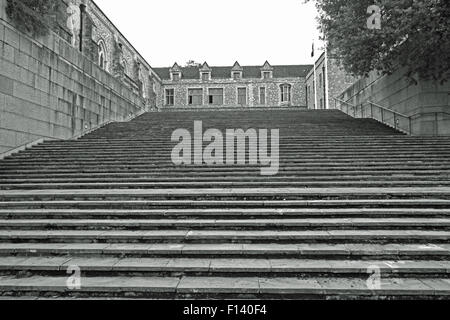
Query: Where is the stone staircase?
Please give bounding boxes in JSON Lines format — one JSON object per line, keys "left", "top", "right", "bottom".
{"left": 0, "top": 108, "right": 450, "bottom": 299}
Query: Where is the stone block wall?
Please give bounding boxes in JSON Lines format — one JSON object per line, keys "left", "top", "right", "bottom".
{"left": 306, "top": 52, "right": 357, "bottom": 110}
{"left": 338, "top": 68, "right": 450, "bottom": 136}
{"left": 157, "top": 78, "right": 307, "bottom": 109}
{"left": 0, "top": 0, "right": 146, "bottom": 154}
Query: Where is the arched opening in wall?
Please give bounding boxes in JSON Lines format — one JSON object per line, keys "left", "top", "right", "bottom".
{"left": 97, "top": 40, "right": 108, "bottom": 71}
{"left": 280, "top": 84, "right": 292, "bottom": 104}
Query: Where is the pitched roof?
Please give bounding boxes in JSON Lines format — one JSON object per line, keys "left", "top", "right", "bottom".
{"left": 169, "top": 63, "right": 181, "bottom": 72}
{"left": 199, "top": 62, "right": 212, "bottom": 72}
{"left": 261, "top": 61, "right": 273, "bottom": 71}
{"left": 231, "top": 61, "right": 243, "bottom": 71}
{"left": 153, "top": 64, "right": 313, "bottom": 80}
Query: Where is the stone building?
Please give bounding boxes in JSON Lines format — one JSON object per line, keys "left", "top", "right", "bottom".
{"left": 153, "top": 62, "right": 312, "bottom": 109}
{"left": 34, "top": 1, "right": 313, "bottom": 111}
{"left": 0, "top": 0, "right": 153, "bottom": 153}
{"left": 306, "top": 51, "right": 356, "bottom": 110}
{"left": 58, "top": 0, "right": 162, "bottom": 110}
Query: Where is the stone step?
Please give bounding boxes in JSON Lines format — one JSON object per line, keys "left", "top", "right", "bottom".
{"left": 1, "top": 108, "right": 448, "bottom": 300}
{"left": 1, "top": 199, "right": 449, "bottom": 210}
{"left": 105, "top": 129, "right": 392, "bottom": 134}
{"left": 19, "top": 142, "right": 450, "bottom": 147}
{"left": 37, "top": 137, "right": 450, "bottom": 143}
{"left": 1, "top": 176, "right": 448, "bottom": 184}
{"left": 81, "top": 133, "right": 406, "bottom": 137}
{"left": 5, "top": 157, "right": 450, "bottom": 163}
{"left": 4, "top": 167, "right": 449, "bottom": 174}
{"left": 3, "top": 161, "right": 450, "bottom": 169}
{"left": 0, "top": 256, "right": 449, "bottom": 276}
{"left": 3, "top": 170, "right": 449, "bottom": 177}
{"left": 2, "top": 170, "right": 448, "bottom": 179}
{"left": 3, "top": 175, "right": 446, "bottom": 181}
{"left": 3, "top": 159, "right": 450, "bottom": 165}
{"left": 26, "top": 137, "right": 447, "bottom": 142}
{"left": 3, "top": 161, "right": 450, "bottom": 168}
{"left": 0, "top": 218, "right": 449, "bottom": 230}
{"left": 0, "top": 188, "right": 449, "bottom": 201}
{"left": 0, "top": 275, "right": 448, "bottom": 298}
{"left": 33, "top": 143, "right": 450, "bottom": 150}
{"left": 2, "top": 181, "right": 450, "bottom": 190}
{"left": 90, "top": 125, "right": 395, "bottom": 129}
{"left": 13, "top": 142, "right": 450, "bottom": 148}
{"left": 1, "top": 175, "right": 448, "bottom": 182}
{"left": 16, "top": 144, "right": 450, "bottom": 150}
{"left": 0, "top": 230, "right": 448, "bottom": 243}
{"left": 1, "top": 172, "right": 449, "bottom": 180}
{"left": 1, "top": 208, "right": 448, "bottom": 219}
{"left": 11, "top": 151, "right": 450, "bottom": 158}
{"left": 1, "top": 243, "right": 449, "bottom": 258}
{"left": 31, "top": 147, "right": 445, "bottom": 153}
{"left": 74, "top": 135, "right": 448, "bottom": 141}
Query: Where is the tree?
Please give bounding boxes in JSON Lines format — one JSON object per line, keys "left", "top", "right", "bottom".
{"left": 307, "top": 0, "right": 450, "bottom": 83}
{"left": 6, "top": 0, "right": 62, "bottom": 37}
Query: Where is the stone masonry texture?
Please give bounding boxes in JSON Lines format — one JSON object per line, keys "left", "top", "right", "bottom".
{"left": 0, "top": 0, "right": 150, "bottom": 154}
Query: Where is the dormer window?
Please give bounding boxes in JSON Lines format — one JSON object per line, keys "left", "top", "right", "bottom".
{"left": 200, "top": 62, "right": 212, "bottom": 81}
{"left": 262, "top": 71, "right": 272, "bottom": 79}
{"left": 232, "top": 72, "right": 242, "bottom": 80}
{"left": 172, "top": 73, "right": 180, "bottom": 81}
{"left": 231, "top": 61, "right": 243, "bottom": 80}
{"left": 169, "top": 62, "right": 182, "bottom": 81}
{"left": 261, "top": 61, "right": 274, "bottom": 79}
{"left": 201, "top": 72, "right": 210, "bottom": 81}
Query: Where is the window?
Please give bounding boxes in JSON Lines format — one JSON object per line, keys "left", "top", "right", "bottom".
{"left": 320, "top": 98, "right": 324, "bottom": 109}
{"left": 319, "top": 73, "right": 323, "bottom": 88}
{"left": 260, "top": 87, "right": 266, "bottom": 105}
{"left": 97, "top": 40, "right": 107, "bottom": 70}
{"left": 172, "top": 73, "right": 180, "bottom": 81}
{"left": 202, "top": 73, "right": 210, "bottom": 81}
{"left": 232, "top": 72, "right": 241, "bottom": 80}
{"left": 188, "top": 89, "right": 203, "bottom": 105}
{"left": 305, "top": 85, "right": 308, "bottom": 106}
{"left": 263, "top": 72, "right": 271, "bottom": 79}
{"left": 208, "top": 88, "right": 224, "bottom": 105}
{"left": 165, "top": 89, "right": 174, "bottom": 106}
{"left": 280, "top": 84, "right": 291, "bottom": 103}
{"left": 238, "top": 88, "right": 247, "bottom": 105}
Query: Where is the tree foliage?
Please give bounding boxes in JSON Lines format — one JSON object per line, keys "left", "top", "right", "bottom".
{"left": 308, "top": 0, "right": 450, "bottom": 83}
{"left": 6, "top": 0, "right": 62, "bottom": 37}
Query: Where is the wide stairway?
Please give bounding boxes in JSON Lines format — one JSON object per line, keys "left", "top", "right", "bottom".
{"left": 0, "top": 108, "right": 450, "bottom": 299}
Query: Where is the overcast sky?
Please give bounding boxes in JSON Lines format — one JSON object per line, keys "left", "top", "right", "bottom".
{"left": 94, "top": 0, "right": 324, "bottom": 68}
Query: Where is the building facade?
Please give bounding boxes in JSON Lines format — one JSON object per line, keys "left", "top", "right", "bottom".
{"left": 34, "top": 1, "right": 314, "bottom": 111}
{"left": 306, "top": 51, "right": 357, "bottom": 110}
{"left": 57, "top": 0, "right": 162, "bottom": 110}
{"left": 153, "top": 62, "right": 312, "bottom": 109}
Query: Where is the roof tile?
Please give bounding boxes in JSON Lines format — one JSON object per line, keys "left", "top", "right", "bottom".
{"left": 153, "top": 64, "right": 313, "bottom": 80}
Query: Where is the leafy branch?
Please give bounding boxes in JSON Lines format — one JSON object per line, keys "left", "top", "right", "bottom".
{"left": 6, "top": 0, "right": 62, "bottom": 37}
{"left": 306, "top": 0, "right": 450, "bottom": 83}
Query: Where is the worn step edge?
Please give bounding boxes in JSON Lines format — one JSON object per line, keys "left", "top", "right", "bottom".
{"left": 0, "top": 276, "right": 448, "bottom": 297}
{"left": 0, "top": 257, "right": 449, "bottom": 274}
{"left": 1, "top": 243, "right": 448, "bottom": 256}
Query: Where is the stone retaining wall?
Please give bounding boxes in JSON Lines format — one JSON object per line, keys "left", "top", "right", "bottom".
{"left": 338, "top": 68, "right": 450, "bottom": 136}
{"left": 0, "top": 0, "right": 146, "bottom": 154}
